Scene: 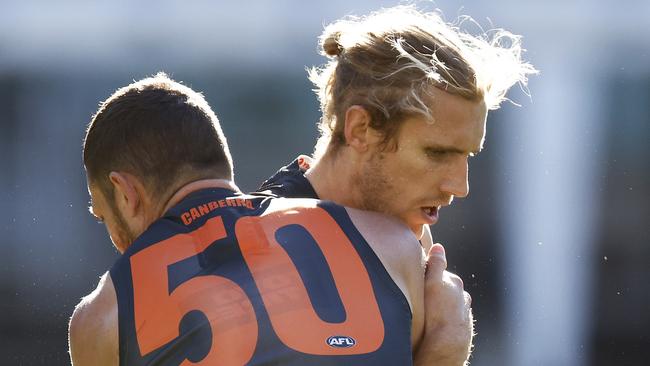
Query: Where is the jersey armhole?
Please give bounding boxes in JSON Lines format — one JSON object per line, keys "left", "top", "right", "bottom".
{"left": 318, "top": 202, "right": 414, "bottom": 320}
{"left": 110, "top": 261, "right": 132, "bottom": 366}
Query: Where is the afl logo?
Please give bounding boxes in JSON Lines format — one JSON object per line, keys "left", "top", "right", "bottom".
{"left": 327, "top": 335, "right": 356, "bottom": 348}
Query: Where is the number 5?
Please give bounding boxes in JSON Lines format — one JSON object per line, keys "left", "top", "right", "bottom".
{"left": 130, "top": 217, "right": 258, "bottom": 365}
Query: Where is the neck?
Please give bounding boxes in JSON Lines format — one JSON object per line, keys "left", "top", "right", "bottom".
{"left": 120, "top": 178, "right": 239, "bottom": 253}
{"left": 305, "top": 149, "right": 362, "bottom": 208}
{"left": 161, "top": 179, "right": 241, "bottom": 214}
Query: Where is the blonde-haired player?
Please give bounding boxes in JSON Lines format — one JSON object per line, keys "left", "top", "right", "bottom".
{"left": 259, "top": 5, "right": 536, "bottom": 365}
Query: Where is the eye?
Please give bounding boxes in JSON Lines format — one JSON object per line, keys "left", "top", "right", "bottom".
{"left": 425, "top": 149, "right": 450, "bottom": 159}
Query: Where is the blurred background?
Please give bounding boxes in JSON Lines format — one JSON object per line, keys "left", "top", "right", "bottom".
{"left": 0, "top": 0, "right": 648, "bottom": 365}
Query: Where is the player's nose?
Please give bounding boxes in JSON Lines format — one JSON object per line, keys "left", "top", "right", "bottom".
{"left": 439, "top": 158, "right": 469, "bottom": 199}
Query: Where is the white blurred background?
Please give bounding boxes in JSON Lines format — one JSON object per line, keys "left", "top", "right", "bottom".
{"left": 1, "top": 1, "right": 648, "bottom": 365}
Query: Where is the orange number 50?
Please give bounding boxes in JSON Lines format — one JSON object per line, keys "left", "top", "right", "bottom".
{"left": 130, "top": 207, "right": 384, "bottom": 365}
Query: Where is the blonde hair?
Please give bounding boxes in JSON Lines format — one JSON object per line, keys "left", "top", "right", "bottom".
{"left": 309, "top": 5, "right": 537, "bottom": 156}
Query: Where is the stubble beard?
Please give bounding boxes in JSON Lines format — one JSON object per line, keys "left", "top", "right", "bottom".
{"left": 356, "top": 152, "right": 398, "bottom": 217}
{"left": 108, "top": 200, "right": 139, "bottom": 250}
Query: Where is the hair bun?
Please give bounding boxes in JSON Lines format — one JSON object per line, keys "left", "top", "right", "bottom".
{"left": 322, "top": 31, "right": 343, "bottom": 57}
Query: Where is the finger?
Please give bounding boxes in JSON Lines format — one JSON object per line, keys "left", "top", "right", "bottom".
{"left": 444, "top": 271, "right": 464, "bottom": 290}
{"left": 464, "top": 291, "right": 472, "bottom": 308}
{"left": 425, "top": 243, "right": 447, "bottom": 283}
{"left": 426, "top": 243, "right": 448, "bottom": 271}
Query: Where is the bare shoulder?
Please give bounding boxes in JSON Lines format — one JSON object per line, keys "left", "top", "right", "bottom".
{"left": 69, "top": 272, "right": 118, "bottom": 366}
{"left": 345, "top": 207, "right": 425, "bottom": 270}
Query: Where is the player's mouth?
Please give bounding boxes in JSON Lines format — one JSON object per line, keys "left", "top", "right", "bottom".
{"left": 420, "top": 206, "right": 439, "bottom": 225}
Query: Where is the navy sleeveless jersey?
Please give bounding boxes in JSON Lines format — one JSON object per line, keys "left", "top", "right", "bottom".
{"left": 257, "top": 157, "right": 317, "bottom": 199}
{"left": 110, "top": 187, "right": 413, "bottom": 365}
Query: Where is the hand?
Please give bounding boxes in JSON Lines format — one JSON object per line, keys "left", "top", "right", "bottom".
{"left": 414, "top": 243, "right": 474, "bottom": 366}
{"left": 297, "top": 155, "right": 313, "bottom": 171}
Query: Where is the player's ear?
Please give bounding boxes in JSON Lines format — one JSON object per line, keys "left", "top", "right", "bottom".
{"left": 108, "top": 172, "right": 141, "bottom": 218}
{"left": 343, "top": 105, "right": 378, "bottom": 152}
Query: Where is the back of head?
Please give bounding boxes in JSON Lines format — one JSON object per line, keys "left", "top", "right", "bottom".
{"left": 83, "top": 73, "right": 233, "bottom": 201}
{"left": 309, "top": 5, "right": 537, "bottom": 156}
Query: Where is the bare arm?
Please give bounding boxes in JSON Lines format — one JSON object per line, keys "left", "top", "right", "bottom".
{"left": 69, "top": 272, "right": 119, "bottom": 366}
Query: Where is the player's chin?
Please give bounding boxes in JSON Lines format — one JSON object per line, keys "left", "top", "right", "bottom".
{"left": 405, "top": 210, "right": 437, "bottom": 238}
{"left": 404, "top": 217, "right": 426, "bottom": 239}
{"left": 393, "top": 211, "right": 427, "bottom": 239}
{"left": 411, "top": 224, "right": 425, "bottom": 240}
{"left": 110, "top": 234, "right": 131, "bottom": 254}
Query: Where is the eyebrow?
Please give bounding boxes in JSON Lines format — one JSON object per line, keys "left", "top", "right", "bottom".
{"left": 425, "top": 144, "right": 483, "bottom": 156}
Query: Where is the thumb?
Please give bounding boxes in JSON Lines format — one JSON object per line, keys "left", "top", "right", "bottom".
{"left": 425, "top": 243, "right": 448, "bottom": 281}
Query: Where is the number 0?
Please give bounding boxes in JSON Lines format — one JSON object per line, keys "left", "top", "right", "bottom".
{"left": 237, "top": 208, "right": 384, "bottom": 355}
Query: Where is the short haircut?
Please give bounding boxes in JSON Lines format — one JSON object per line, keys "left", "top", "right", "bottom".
{"left": 83, "top": 72, "right": 233, "bottom": 202}
{"left": 309, "top": 5, "right": 537, "bottom": 156}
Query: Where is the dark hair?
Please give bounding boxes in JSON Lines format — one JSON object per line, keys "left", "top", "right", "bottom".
{"left": 83, "top": 73, "right": 233, "bottom": 202}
